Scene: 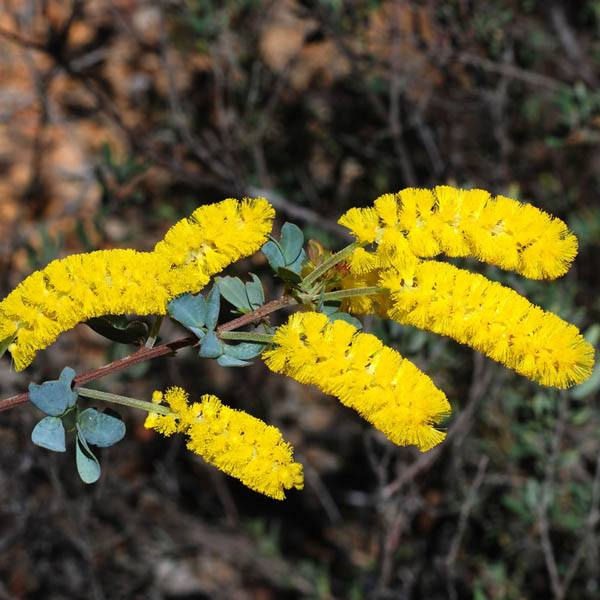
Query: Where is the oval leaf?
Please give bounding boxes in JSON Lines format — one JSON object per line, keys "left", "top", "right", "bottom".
{"left": 245, "top": 274, "right": 265, "bottom": 310}
{"left": 224, "top": 341, "right": 265, "bottom": 360}
{"left": 76, "top": 431, "right": 101, "bottom": 484}
{"left": 217, "top": 276, "right": 251, "bottom": 312}
{"left": 32, "top": 416, "right": 66, "bottom": 452}
{"left": 29, "top": 367, "right": 78, "bottom": 416}
{"left": 217, "top": 354, "right": 253, "bottom": 367}
{"left": 280, "top": 222, "right": 305, "bottom": 264}
{"left": 287, "top": 248, "right": 307, "bottom": 274}
{"left": 78, "top": 408, "right": 126, "bottom": 448}
{"left": 262, "top": 240, "right": 285, "bottom": 270}
{"left": 168, "top": 293, "right": 207, "bottom": 331}
{"left": 205, "top": 285, "right": 221, "bottom": 330}
{"left": 199, "top": 331, "right": 223, "bottom": 358}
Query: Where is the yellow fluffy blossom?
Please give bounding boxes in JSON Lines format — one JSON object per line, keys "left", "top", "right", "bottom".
{"left": 262, "top": 311, "right": 451, "bottom": 451}
{"left": 0, "top": 198, "right": 275, "bottom": 371}
{"left": 380, "top": 261, "right": 595, "bottom": 388}
{"left": 144, "top": 387, "right": 304, "bottom": 500}
{"left": 338, "top": 186, "right": 578, "bottom": 279}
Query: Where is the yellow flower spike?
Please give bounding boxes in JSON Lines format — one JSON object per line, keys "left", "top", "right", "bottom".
{"left": 0, "top": 198, "right": 275, "bottom": 371}
{"left": 145, "top": 388, "right": 304, "bottom": 500}
{"left": 338, "top": 185, "right": 579, "bottom": 280}
{"left": 262, "top": 312, "right": 451, "bottom": 452}
{"left": 337, "top": 206, "right": 380, "bottom": 244}
{"left": 383, "top": 261, "right": 595, "bottom": 388}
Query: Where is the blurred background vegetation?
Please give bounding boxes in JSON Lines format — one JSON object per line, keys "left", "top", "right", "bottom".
{"left": 0, "top": 1, "right": 599, "bottom": 598}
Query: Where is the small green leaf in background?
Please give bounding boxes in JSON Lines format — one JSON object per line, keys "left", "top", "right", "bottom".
{"left": 205, "top": 285, "right": 221, "bottom": 330}
{"left": 199, "top": 331, "right": 223, "bottom": 358}
{"left": 31, "top": 416, "right": 66, "bottom": 452}
{"left": 86, "top": 315, "right": 149, "bottom": 345}
{"left": 168, "top": 293, "right": 207, "bottom": 336}
{"left": 29, "top": 367, "right": 78, "bottom": 416}
{"left": 78, "top": 408, "right": 126, "bottom": 448}
{"left": 75, "top": 428, "right": 101, "bottom": 484}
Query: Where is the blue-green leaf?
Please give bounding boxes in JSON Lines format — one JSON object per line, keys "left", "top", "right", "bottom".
{"left": 218, "top": 276, "right": 252, "bottom": 312}
{"left": 217, "top": 354, "right": 253, "bottom": 367}
{"left": 205, "top": 286, "right": 221, "bottom": 330}
{"left": 287, "top": 248, "right": 307, "bottom": 274}
{"left": 321, "top": 303, "right": 340, "bottom": 316}
{"left": 280, "top": 222, "right": 305, "bottom": 264}
{"left": 245, "top": 274, "right": 265, "bottom": 310}
{"left": 168, "top": 294, "right": 207, "bottom": 331}
{"left": 31, "top": 416, "right": 66, "bottom": 452}
{"left": 199, "top": 331, "right": 223, "bottom": 358}
{"left": 75, "top": 430, "right": 101, "bottom": 484}
{"left": 29, "top": 367, "right": 78, "bottom": 416}
{"left": 78, "top": 408, "right": 126, "bottom": 448}
{"left": 262, "top": 240, "right": 285, "bottom": 270}
{"left": 224, "top": 341, "right": 265, "bottom": 360}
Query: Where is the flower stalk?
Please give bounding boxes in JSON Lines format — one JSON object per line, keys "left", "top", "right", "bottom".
{"left": 76, "top": 387, "right": 171, "bottom": 415}
{"left": 301, "top": 241, "right": 359, "bottom": 291}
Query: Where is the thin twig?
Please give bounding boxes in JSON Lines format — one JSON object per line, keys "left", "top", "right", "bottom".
{"left": 0, "top": 297, "right": 293, "bottom": 414}
{"left": 446, "top": 456, "right": 489, "bottom": 570}
{"left": 537, "top": 395, "right": 568, "bottom": 600}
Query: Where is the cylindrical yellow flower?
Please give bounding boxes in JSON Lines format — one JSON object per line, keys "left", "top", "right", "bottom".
{"left": 338, "top": 186, "right": 578, "bottom": 280}
{"left": 145, "top": 387, "right": 304, "bottom": 500}
{"left": 380, "top": 261, "right": 595, "bottom": 388}
{"left": 262, "top": 312, "right": 451, "bottom": 451}
{"left": 0, "top": 198, "right": 275, "bottom": 370}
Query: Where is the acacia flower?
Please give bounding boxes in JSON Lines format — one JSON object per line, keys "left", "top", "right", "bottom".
{"left": 339, "top": 186, "right": 578, "bottom": 279}
{"left": 262, "top": 312, "right": 451, "bottom": 451}
{"left": 145, "top": 387, "right": 304, "bottom": 500}
{"left": 380, "top": 261, "right": 595, "bottom": 388}
{"left": 0, "top": 198, "right": 275, "bottom": 371}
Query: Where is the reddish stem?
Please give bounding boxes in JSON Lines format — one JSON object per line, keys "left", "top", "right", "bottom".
{"left": 0, "top": 296, "right": 294, "bottom": 414}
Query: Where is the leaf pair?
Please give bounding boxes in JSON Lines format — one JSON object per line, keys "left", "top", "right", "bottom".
{"left": 168, "top": 284, "right": 267, "bottom": 368}
{"left": 262, "top": 222, "right": 307, "bottom": 282}
{"left": 168, "top": 285, "right": 220, "bottom": 339}
{"left": 217, "top": 274, "right": 264, "bottom": 314}
{"left": 29, "top": 367, "right": 125, "bottom": 483}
